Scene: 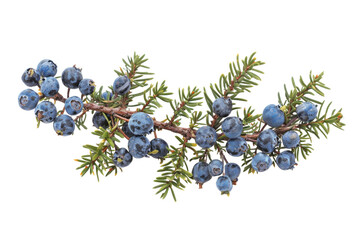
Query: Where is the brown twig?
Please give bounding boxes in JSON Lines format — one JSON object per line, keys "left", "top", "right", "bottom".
{"left": 50, "top": 92, "right": 295, "bottom": 143}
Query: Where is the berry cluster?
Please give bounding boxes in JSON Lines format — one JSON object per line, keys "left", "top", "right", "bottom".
{"left": 18, "top": 59, "right": 96, "bottom": 136}
{"left": 191, "top": 96, "right": 318, "bottom": 194}
{"left": 18, "top": 59, "right": 170, "bottom": 169}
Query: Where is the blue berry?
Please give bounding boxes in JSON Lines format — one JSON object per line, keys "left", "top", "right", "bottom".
{"left": 65, "top": 96, "right": 83, "bottom": 115}
{"left": 21, "top": 68, "right": 40, "bottom": 87}
{"left": 262, "top": 104, "right": 285, "bottom": 128}
{"left": 256, "top": 129, "right": 278, "bottom": 153}
{"left": 213, "top": 97, "right": 232, "bottom": 117}
{"left": 195, "top": 126, "right": 217, "bottom": 148}
{"left": 121, "top": 122, "right": 134, "bottom": 138}
{"left": 53, "top": 114, "right": 75, "bottom": 136}
{"left": 113, "top": 76, "right": 131, "bottom": 95}
{"left": 40, "top": 77, "right": 60, "bottom": 97}
{"left": 102, "top": 91, "right": 113, "bottom": 100}
{"left": 79, "top": 79, "right": 95, "bottom": 95}
{"left": 37, "top": 59, "right": 57, "bottom": 77}
{"left": 251, "top": 152, "right": 272, "bottom": 172}
{"left": 35, "top": 101, "right": 57, "bottom": 123}
{"left": 192, "top": 162, "right": 212, "bottom": 184}
{"left": 113, "top": 148, "right": 133, "bottom": 168}
{"left": 92, "top": 112, "right": 110, "bottom": 129}
{"left": 282, "top": 130, "right": 300, "bottom": 148}
{"left": 128, "top": 112, "right": 154, "bottom": 135}
{"left": 226, "top": 137, "right": 248, "bottom": 157}
{"left": 225, "top": 162, "right": 241, "bottom": 182}
{"left": 149, "top": 138, "right": 169, "bottom": 158}
{"left": 208, "top": 159, "right": 223, "bottom": 176}
{"left": 276, "top": 151, "right": 296, "bottom": 170}
{"left": 216, "top": 175, "right": 233, "bottom": 194}
{"left": 128, "top": 135, "right": 151, "bottom": 158}
{"left": 61, "top": 66, "right": 83, "bottom": 89}
{"left": 296, "top": 102, "right": 318, "bottom": 122}
{"left": 222, "top": 117, "right": 243, "bottom": 139}
{"left": 18, "top": 89, "right": 39, "bottom": 110}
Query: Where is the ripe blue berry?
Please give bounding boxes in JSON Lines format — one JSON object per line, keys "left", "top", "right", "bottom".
{"left": 18, "top": 89, "right": 39, "bottom": 110}
{"left": 53, "top": 114, "right": 75, "bottom": 136}
{"left": 35, "top": 101, "right": 57, "bottom": 123}
{"left": 21, "top": 68, "right": 40, "bottom": 87}
{"left": 79, "top": 79, "right": 95, "bottom": 95}
{"left": 92, "top": 112, "right": 110, "bottom": 129}
{"left": 226, "top": 137, "right": 248, "bottom": 157}
{"left": 216, "top": 175, "right": 233, "bottom": 194}
{"left": 128, "top": 135, "right": 151, "bottom": 158}
{"left": 37, "top": 59, "right": 57, "bottom": 77}
{"left": 296, "top": 102, "right": 318, "bottom": 122}
{"left": 65, "top": 96, "right": 83, "bottom": 115}
{"left": 282, "top": 130, "right": 300, "bottom": 148}
{"left": 225, "top": 162, "right": 241, "bottom": 182}
{"left": 121, "top": 122, "right": 134, "bottom": 138}
{"left": 221, "top": 117, "right": 243, "bottom": 139}
{"left": 113, "top": 148, "right": 133, "bottom": 168}
{"left": 61, "top": 66, "right": 83, "bottom": 89}
{"left": 251, "top": 152, "right": 272, "bottom": 172}
{"left": 40, "top": 77, "right": 60, "bottom": 97}
{"left": 102, "top": 91, "right": 113, "bottom": 100}
{"left": 256, "top": 129, "right": 278, "bottom": 153}
{"left": 149, "top": 138, "right": 169, "bottom": 158}
{"left": 192, "top": 162, "right": 212, "bottom": 184}
{"left": 113, "top": 76, "right": 131, "bottom": 95}
{"left": 276, "top": 151, "right": 296, "bottom": 170}
{"left": 213, "top": 97, "right": 232, "bottom": 117}
{"left": 128, "top": 112, "right": 154, "bottom": 135}
{"left": 195, "top": 126, "right": 217, "bottom": 148}
{"left": 208, "top": 159, "right": 223, "bottom": 176}
{"left": 262, "top": 104, "right": 285, "bottom": 128}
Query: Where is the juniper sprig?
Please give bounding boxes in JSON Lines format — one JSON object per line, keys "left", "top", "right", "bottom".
{"left": 17, "top": 52, "right": 344, "bottom": 201}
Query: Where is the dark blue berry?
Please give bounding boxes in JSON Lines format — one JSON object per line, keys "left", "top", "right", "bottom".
{"left": 79, "top": 79, "right": 95, "bottom": 95}
{"left": 276, "top": 151, "right": 296, "bottom": 170}
{"left": 216, "top": 175, "right": 233, "bottom": 194}
{"left": 37, "top": 59, "right": 57, "bottom": 77}
{"left": 222, "top": 117, "right": 243, "bottom": 139}
{"left": 213, "top": 97, "right": 232, "bottom": 117}
{"left": 296, "top": 102, "right": 317, "bottom": 122}
{"left": 35, "top": 101, "right": 57, "bottom": 123}
{"left": 18, "top": 89, "right": 39, "bottom": 110}
{"left": 21, "top": 68, "right": 40, "bottom": 87}
{"left": 128, "top": 135, "right": 151, "bottom": 158}
{"left": 113, "top": 76, "right": 131, "bottom": 95}
{"left": 208, "top": 159, "right": 223, "bottom": 176}
{"left": 102, "top": 91, "right": 113, "bottom": 100}
{"left": 282, "top": 130, "right": 300, "bottom": 148}
{"left": 113, "top": 148, "right": 133, "bottom": 168}
{"left": 121, "top": 122, "right": 134, "bottom": 138}
{"left": 251, "top": 152, "right": 272, "bottom": 172}
{"left": 149, "top": 138, "right": 169, "bottom": 158}
{"left": 92, "top": 112, "right": 110, "bottom": 129}
{"left": 256, "top": 129, "right": 278, "bottom": 153}
{"left": 53, "top": 115, "right": 75, "bottom": 136}
{"left": 192, "top": 162, "right": 212, "bottom": 184}
{"left": 226, "top": 137, "right": 248, "bottom": 157}
{"left": 128, "top": 112, "right": 154, "bottom": 135}
{"left": 225, "top": 162, "right": 241, "bottom": 182}
{"left": 262, "top": 104, "right": 285, "bottom": 128}
{"left": 40, "top": 77, "right": 59, "bottom": 97}
{"left": 65, "top": 96, "right": 83, "bottom": 115}
{"left": 61, "top": 66, "right": 83, "bottom": 89}
{"left": 195, "top": 126, "right": 217, "bottom": 149}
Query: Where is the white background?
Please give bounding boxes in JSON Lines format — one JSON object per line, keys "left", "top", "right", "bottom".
{"left": 1, "top": 0, "right": 359, "bottom": 239}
